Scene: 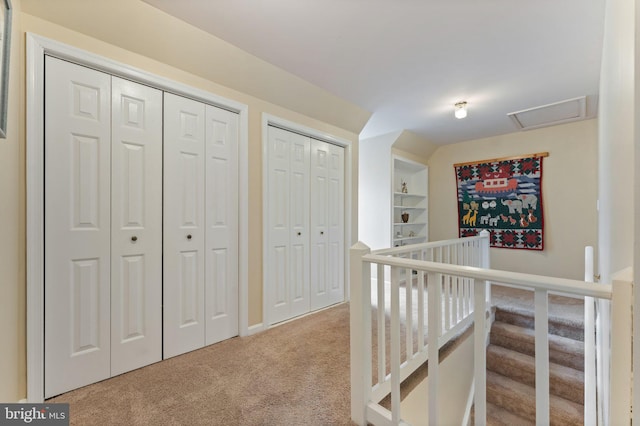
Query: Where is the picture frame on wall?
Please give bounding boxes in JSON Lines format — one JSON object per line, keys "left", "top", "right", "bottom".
{"left": 0, "top": 0, "right": 11, "bottom": 138}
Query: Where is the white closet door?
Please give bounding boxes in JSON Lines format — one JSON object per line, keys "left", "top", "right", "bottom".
{"left": 267, "top": 126, "right": 310, "bottom": 324}
{"left": 287, "top": 130, "right": 311, "bottom": 318}
{"left": 44, "top": 57, "right": 112, "bottom": 397}
{"left": 204, "top": 105, "right": 239, "bottom": 344}
{"left": 310, "top": 139, "right": 345, "bottom": 310}
{"left": 163, "top": 93, "right": 206, "bottom": 358}
{"left": 110, "top": 77, "right": 163, "bottom": 375}
{"left": 326, "top": 142, "right": 345, "bottom": 305}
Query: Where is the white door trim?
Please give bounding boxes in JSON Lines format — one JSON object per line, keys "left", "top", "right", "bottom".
{"left": 26, "top": 33, "right": 250, "bottom": 402}
{"left": 261, "top": 114, "right": 353, "bottom": 329}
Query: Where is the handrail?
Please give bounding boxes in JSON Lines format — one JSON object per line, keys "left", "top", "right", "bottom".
{"left": 362, "top": 253, "right": 613, "bottom": 300}
{"left": 372, "top": 234, "right": 487, "bottom": 256}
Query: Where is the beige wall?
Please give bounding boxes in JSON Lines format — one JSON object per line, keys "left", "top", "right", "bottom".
{"left": 1, "top": 1, "right": 366, "bottom": 401}
{"left": 428, "top": 119, "right": 598, "bottom": 280}
{"left": 0, "top": 0, "right": 26, "bottom": 404}
{"left": 401, "top": 333, "right": 474, "bottom": 425}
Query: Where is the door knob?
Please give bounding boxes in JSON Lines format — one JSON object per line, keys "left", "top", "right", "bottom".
{"left": 131, "top": 236, "right": 138, "bottom": 242}
{"left": 320, "top": 231, "right": 324, "bottom": 235}
{"left": 297, "top": 232, "right": 301, "bottom": 236}
{"left": 187, "top": 234, "right": 192, "bottom": 240}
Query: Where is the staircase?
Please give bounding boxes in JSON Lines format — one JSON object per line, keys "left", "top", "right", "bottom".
{"left": 480, "top": 306, "right": 585, "bottom": 425}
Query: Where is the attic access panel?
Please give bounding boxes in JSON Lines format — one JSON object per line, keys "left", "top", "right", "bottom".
{"left": 508, "top": 96, "right": 587, "bottom": 131}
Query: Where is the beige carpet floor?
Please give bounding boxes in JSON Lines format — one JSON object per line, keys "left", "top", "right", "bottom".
{"left": 491, "top": 284, "right": 584, "bottom": 326}
{"left": 49, "top": 304, "right": 354, "bottom": 426}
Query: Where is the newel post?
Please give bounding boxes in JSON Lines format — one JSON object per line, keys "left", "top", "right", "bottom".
{"left": 350, "top": 242, "right": 372, "bottom": 425}
{"left": 609, "top": 270, "right": 633, "bottom": 426}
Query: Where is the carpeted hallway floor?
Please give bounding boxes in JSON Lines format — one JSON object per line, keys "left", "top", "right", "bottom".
{"left": 49, "top": 303, "right": 354, "bottom": 426}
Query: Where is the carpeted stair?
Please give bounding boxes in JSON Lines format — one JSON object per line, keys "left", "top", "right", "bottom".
{"left": 475, "top": 307, "right": 585, "bottom": 425}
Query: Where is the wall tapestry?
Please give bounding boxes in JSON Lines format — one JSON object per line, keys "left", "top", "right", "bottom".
{"left": 454, "top": 152, "right": 547, "bottom": 250}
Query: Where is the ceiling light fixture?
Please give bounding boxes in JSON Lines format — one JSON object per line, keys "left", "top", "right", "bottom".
{"left": 454, "top": 101, "right": 468, "bottom": 119}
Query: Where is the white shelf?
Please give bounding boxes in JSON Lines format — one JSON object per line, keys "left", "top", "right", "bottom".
{"left": 394, "top": 192, "right": 426, "bottom": 199}
{"left": 392, "top": 155, "right": 428, "bottom": 244}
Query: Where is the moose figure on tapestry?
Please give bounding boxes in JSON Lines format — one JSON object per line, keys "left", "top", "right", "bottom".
{"left": 454, "top": 153, "right": 547, "bottom": 250}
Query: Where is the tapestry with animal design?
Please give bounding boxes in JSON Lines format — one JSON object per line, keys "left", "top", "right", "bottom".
{"left": 454, "top": 153, "right": 546, "bottom": 250}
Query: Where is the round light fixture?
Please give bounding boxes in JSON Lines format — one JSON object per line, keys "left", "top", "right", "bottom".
{"left": 455, "top": 101, "right": 468, "bottom": 119}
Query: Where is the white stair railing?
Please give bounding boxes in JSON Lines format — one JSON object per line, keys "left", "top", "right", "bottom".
{"left": 350, "top": 233, "right": 490, "bottom": 426}
{"left": 584, "top": 246, "right": 597, "bottom": 426}
{"left": 350, "top": 238, "right": 632, "bottom": 426}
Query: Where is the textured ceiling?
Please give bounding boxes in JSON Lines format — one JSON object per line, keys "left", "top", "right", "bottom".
{"left": 143, "top": 0, "right": 605, "bottom": 144}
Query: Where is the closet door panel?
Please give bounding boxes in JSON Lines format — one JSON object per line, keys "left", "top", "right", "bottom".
{"left": 310, "top": 140, "right": 330, "bottom": 310}
{"left": 205, "top": 105, "right": 239, "bottom": 345}
{"left": 310, "top": 140, "right": 345, "bottom": 310}
{"left": 267, "top": 127, "right": 310, "bottom": 324}
{"left": 164, "top": 93, "right": 206, "bottom": 358}
{"left": 288, "top": 135, "right": 310, "bottom": 317}
{"left": 267, "top": 127, "right": 291, "bottom": 324}
{"left": 44, "top": 57, "right": 112, "bottom": 398}
{"left": 110, "top": 77, "right": 163, "bottom": 375}
{"left": 327, "top": 144, "right": 345, "bottom": 304}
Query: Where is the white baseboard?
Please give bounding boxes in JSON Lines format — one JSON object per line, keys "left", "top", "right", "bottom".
{"left": 18, "top": 399, "right": 27, "bottom": 403}
{"left": 249, "top": 301, "right": 348, "bottom": 335}
{"left": 247, "top": 323, "right": 264, "bottom": 336}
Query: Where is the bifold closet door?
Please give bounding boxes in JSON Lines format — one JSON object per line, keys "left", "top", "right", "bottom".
{"left": 204, "top": 105, "right": 239, "bottom": 345}
{"left": 163, "top": 93, "right": 206, "bottom": 358}
{"left": 44, "top": 57, "right": 163, "bottom": 397}
{"left": 45, "top": 56, "right": 112, "bottom": 398}
{"left": 310, "top": 139, "right": 345, "bottom": 310}
{"left": 110, "top": 76, "right": 163, "bottom": 375}
{"left": 266, "top": 126, "right": 310, "bottom": 324}
{"left": 163, "top": 94, "right": 240, "bottom": 357}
